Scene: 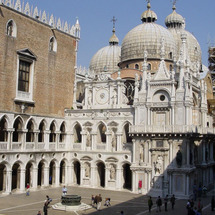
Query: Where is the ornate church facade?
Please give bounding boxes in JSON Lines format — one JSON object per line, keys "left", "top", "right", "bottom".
{"left": 0, "top": 1, "right": 214, "bottom": 198}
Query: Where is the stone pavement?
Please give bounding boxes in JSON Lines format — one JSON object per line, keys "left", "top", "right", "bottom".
{"left": 0, "top": 186, "right": 214, "bottom": 215}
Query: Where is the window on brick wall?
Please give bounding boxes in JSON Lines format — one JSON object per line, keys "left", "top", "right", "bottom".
{"left": 49, "top": 36, "right": 57, "bottom": 52}
{"left": 6, "top": 20, "right": 17, "bottom": 37}
{"left": 14, "top": 49, "right": 37, "bottom": 104}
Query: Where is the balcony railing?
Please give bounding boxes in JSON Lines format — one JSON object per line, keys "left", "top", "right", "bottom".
{"left": 130, "top": 125, "right": 215, "bottom": 134}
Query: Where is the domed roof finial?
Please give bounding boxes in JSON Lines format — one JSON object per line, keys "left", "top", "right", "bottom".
{"left": 109, "top": 16, "right": 119, "bottom": 45}
{"left": 172, "top": 0, "right": 177, "bottom": 10}
{"left": 141, "top": 0, "right": 157, "bottom": 23}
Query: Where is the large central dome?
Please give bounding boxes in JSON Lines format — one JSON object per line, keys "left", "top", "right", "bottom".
{"left": 121, "top": 2, "right": 176, "bottom": 63}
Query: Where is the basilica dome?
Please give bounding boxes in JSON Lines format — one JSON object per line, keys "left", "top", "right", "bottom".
{"left": 89, "top": 28, "right": 121, "bottom": 74}
{"left": 121, "top": 3, "right": 176, "bottom": 63}
{"left": 165, "top": 5, "right": 201, "bottom": 64}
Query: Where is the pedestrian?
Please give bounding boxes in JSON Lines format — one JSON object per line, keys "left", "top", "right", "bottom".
{"left": 170, "top": 194, "right": 176, "bottom": 210}
{"left": 43, "top": 204, "right": 48, "bottom": 215}
{"left": 156, "top": 196, "right": 162, "bottom": 212}
{"left": 37, "top": 211, "right": 41, "bottom": 215}
{"left": 62, "top": 186, "right": 67, "bottom": 196}
{"left": 94, "top": 194, "right": 98, "bottom": 207}
{"left": 202, "top": 185, "right": 207, "bottom": 197}
{"left": 164, "top": 194, "right": 168, "bottom": 211}
{"left": 97, "top": 194, "right": 102, "bottom": 210}
{"left": 198, "top": 185, "right": 202, "bottom": 198}
{"left": 197, "top": 199, "right": 203, "bottom": 214}
{"left": 45, "top": 195, "right": 52, "bottom": 206}
{"left": 148, "top": 196, "right": 153, "bottom": 212}
{"left": 91, "top": 195, "right": 95, "bottom": 206}
{"left": 26, "top": 183, "right": 30, "bottom": 196}
{"left": 211, "top": 196, "right": 215, "bottom": 211}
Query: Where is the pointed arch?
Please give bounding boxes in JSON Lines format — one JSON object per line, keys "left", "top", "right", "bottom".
{"left": 49, "top": 36, "right": 57, "bottom": 52}
{"left": 49, "top": 121, "right": 57, "bottom": 142}
{"left": 12, "top": 117, "right": 24, "bottom": 142}
{"left": 122, "top": 122, "right": 132, "bottom": 144}
{"left": 97, "top": 122, "right": 107, "bottom": 143}
{"left": 26, "top": 119, "right": 35, "bottom": 142}
{"left": 73, "top": 122, "right": 82, "bottom": 143}
{"left": 38, "top": 120, "right": 46, "bottom": 142}
{"left": 59, "top": 122, "right": 66, "bottom": 143}
{"left": 6, "top": 19, "right": 17, "bottom": 37}
{"left": 0, "top": 116, "right": 8, "bottom": 142}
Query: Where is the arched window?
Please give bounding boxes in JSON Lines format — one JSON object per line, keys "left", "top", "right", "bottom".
{"left": 169, "top": 52, "right": 173, "bottom": 59}
{"left": 49, "top": 122, "right": 56, "bottom": 142}
{"left": 59, "top": 123, "right": 66, "bottom": 143}
{"left": 49, "top": 37, "right": 57, "bottom": 52}
{"left": 38, "top": 121, "right": 45, "bottom": 142}
{"left": 123, "top": 123, "right": 132, "bottom": 143}
{"left": 147, "top": 63, "right": 151, "bottom": 70}
{"left": 26, "top": 120, "right": 34, "bottom": 142}
{"left": 6, "top": 20, "right": 17, "bottom": 37}
{"left": 98, "top": 124, "right": 106, "bottom": 143}
{"left": 135, "top": 64, "right": 139, "bottom": 70}
{"left": 13, "top": 118, "right": 23, "bottom": 142}
{"left": 126, "top": 64, "right": 129, "bottom": 69}
{"left": 74, "top": 124, "right": 81, "bottom": 143}
{"left": 169, "top": 64, "right": 173, "bottom": 71}
{"left": 0, "top": 117, "right": 8, "bottom": 142}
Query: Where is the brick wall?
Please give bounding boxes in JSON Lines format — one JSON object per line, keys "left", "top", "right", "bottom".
{"left": 0, "top": 5, "right": 76, "bottom": 117}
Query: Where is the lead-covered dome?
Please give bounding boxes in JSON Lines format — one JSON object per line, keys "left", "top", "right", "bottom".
{"left": 165, "top": 5, "right": 201, "bottom": 64}
{"left": 89, "top": 28, "right": 121, "bottom": 74}
{"left": 121, "top": 3, "right": 176, "bottom": 62}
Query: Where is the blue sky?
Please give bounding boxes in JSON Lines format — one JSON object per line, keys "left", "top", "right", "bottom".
{"left": 24, "top": 0, "right": 215, "bottom": 68}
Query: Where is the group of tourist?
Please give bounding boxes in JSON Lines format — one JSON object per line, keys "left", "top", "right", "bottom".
{"left": 147, "top": 194, "right": 176, "bottom": 213}
{"left": 91, "top": 194, "right": 103, "bottom": 210}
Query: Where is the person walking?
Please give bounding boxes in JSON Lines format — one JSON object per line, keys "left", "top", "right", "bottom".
{"left": 156, "top": 196, "right": 162, "bottom": 212}
{"left": 37, "top": 211, "right": 41, "bottom": 215}
{"left": 26, "top": 183, "right": 30, "bottom": 196}
{"left": 91, "top": 195, "right": 95, "bottom": 206}
{"left": 164, "top": 195, "right": 168, "bottom": 211}
{"left": 148, "top": 196, "right": 153, "bottom": 212}
{"left": 43, "top": 204, "right": 48, "bottom": 215}
{"left": 211, "top": 196, "right": 215, "bottom": 211}
{"left": 97, "top": 194, "right": 102, "bottom": 211}
{"left": 170, "top": 194, "right": 176, "bottom": 210}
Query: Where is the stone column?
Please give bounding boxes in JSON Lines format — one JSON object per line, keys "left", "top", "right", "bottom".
{"left": 210, "top": 141, "right": 214, "bottom": 161}
{"left": 132, "top": 170, "right": 136, "bottom": 193}
{"left": 105, "top": 167, "right": 108, "bottom": 188}
{"left": 132, "top": 139, "right": 136, "bottom": 164}
{"left": 186, "top": 141, "right": 190, "bottom": 166}
{"left": 169, "top": 172, "right": 172, "bottom": 195}
{"left": 91, "top": 132, "right": 97, "bottom": 150}
{"left": 116, "top": 167, "right": 123, "bottom": 190}
{"left": 34, "top": 130, "right": 39, "bottom": 150}
{"left": 7, "top": 129, "right": 14, "bottom": 150}
{"left": 91, "top": 165, "right": 97, "bottom": 187}
{"left": 32, "top": 168, "right": 38, "bottom": 190}
{"left": 169, "top": 140, "right": 173, "bottom": 164}
{"left": 22, "top": 129, "right": 27, "bottom": 150}
{"left": 67, "top": 163, "right": 73, "bottom": 185}
{"left": 202, "top": 141, "right": 206, "bottom": 163}
{"left": 186, "top": 173, "right": 190, "bottom": 196}
{"left": 116, "top": 133, "right": 122, "bottom": 152}
{"left": 55, "top": 132, "right": 60, "bottom": 150}
{"left": 43, "top": 167, "right": 49, "bottom": 187}
{"left": 81, "top": 131, "right": 86, "bottom": 150}
{"left": 55, "top": 165, "right": 60, "bottom": 187}
{"left": 19, "top": 168, "right": 26, "bottom": 192}
{"left": 5, "top": 170, "right": 12, "bottom": 194}
{"left": 80, "top": 163, "right": 85, "bottom": 185}
{"left": 44, "top": 131, "right": 50, "bottom": 150}
{"left": 106, "top": 131, "right": 112, "bottom": 152}
{"left": 65, "top": 131, "right": 73, "bottom": 150}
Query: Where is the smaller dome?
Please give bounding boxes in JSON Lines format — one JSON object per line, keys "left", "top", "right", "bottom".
{"left": 141, "top": 2, "right": 157, "bottom": 23}
{"left": 165, "top": 5, "right": 185, "bottom": 28}
{"left": 89, "top": 28, "right": 121, "bottom": 74}
{"left": 109, "top": 28, "right": 119, "bottom": 45}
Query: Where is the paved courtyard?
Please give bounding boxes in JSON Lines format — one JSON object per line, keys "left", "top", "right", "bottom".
{"left": 0, "top": 186, "right": 214, "bottom": 215}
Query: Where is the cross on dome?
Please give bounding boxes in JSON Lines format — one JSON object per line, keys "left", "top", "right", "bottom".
{"left": 111, "top": 16, "right": 117, "bottom": 29}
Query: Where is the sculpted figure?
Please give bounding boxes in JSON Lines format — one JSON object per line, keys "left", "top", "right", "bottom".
{"left": 111, "top": 130, "right": 117, "bottom": 150}
{"left": 176, "top": 150, "right": 182, "bottom": 167}
{"left": 86, "top": 130, "right": 91, "bottom": 147}
{"left": 110, "top": 164, "right": 116, "bottom": 180}
{"left": 85, "top": 163, "right": 90, "bottom": 177}
{"left": 154, "top": 155, "right": 163, "bottom": 175}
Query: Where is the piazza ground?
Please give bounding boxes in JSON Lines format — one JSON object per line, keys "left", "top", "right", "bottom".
{"left": 0, "top": 186, "right": 214, "bottom": 215}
